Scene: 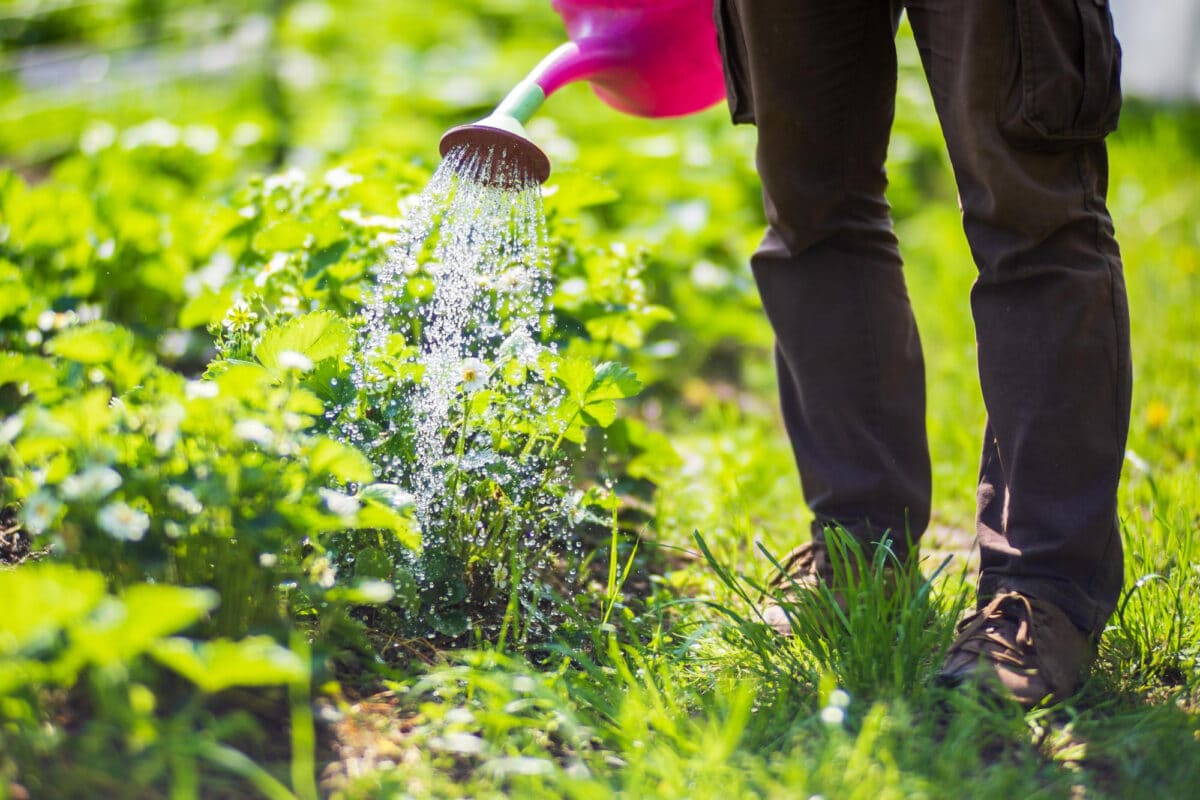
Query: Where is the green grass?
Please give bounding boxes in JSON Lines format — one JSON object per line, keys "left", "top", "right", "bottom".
{"left": 1, "top": 2, "right": 1197, "bottom": 797}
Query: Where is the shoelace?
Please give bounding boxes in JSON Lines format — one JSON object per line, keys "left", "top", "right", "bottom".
{"left": 767, "top": 543, "right": 819, "bottom": 590}
{"left": 954, "top": 593, "right": 1036, "bottom": 669}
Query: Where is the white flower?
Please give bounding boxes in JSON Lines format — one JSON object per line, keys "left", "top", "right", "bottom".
{"left": 158, "top": 329, "right": 191, "bottom": 359}
{"left": 184, "top": 252, "right": 235, "bottom": 297}
{"left": 690, "top": 259, "right": 732, "bottom": 291}
{"left": 185, "top": 380, "right": 219, "bottom": 400}
{"left": 279, "top": 291, "right": 302, "bottom": 314}
{"left": 166, "top": 485, "right": 203, "bottom": 515}
{"left": 459, "top": 358, "right": 488, "bottom": 392}
{"left": 324, "top": 167, "right": 361, "bottom": 190}
{"left": 311, "top": 556, "right": 337, "bottom": 589}
{"left": 120, "top": 118, "right": 179, "bottom": 149}
{"left": 0, "top": 415, "right": 22, "bottom": 445}
{"left": 79, "top": 121, "right": 116, "bottom": 155}
{"left": 319, "top": 487, "right": 360, "bottom": 517}
{"left": 263, "top": 167, "right": 306, "bottom": 193}
{"left": 24, "top": 329, "right": 42, "bottom": 347}
{"left": 277, "top": 349, "right": 314, "bottom": 372}
{"left": 234, "top": 419, "right": 275, "bottom": 447}
{"left": 558, "top": 277, "right": 588, "bottom": 298}
{"left": 61, "top": 466, "right": 122, "bottom": 501}
{"left": 182, "top": 125, "right": 219, "bottom": 155}
{"left": 337, "top": 208, "right": 404, "bottom": 230}
{"left": 258, "top": 552, "right": 279, "bottom": 568}
{"left": 97, "top": 502, "right": 150, "bottom": 542}
{"left": 231, "top": 122, "right": 263, "bottom": 147}
{"left": 432, "top": 733, "right": 484, "bottom": 755}
{"left": 37, "top": 310, "right": 77, "bottom": 331}
{"left": 223, "top": 299, "right": 259, "bottom": 333}
{"left": 254, "top": 252, "right": 289, "bottom": 287}
{"left": 494, "top": 269, "right": 531, "bottom": 294}
{"left": 355, "top": 580, "right": 394, "bottom": 604}
{"left": 819, "top": 705, "right": 845, "bottom": 726}
{"left": 827, "top": 689, "right": 851, "bottom": 709}
{"left": 21, "top": 491, "right": 61, "bottom": 535}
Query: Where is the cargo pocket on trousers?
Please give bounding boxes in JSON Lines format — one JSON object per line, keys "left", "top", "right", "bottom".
{"left": 998, "top": 0, "right": 1122, "bottom": 150}
{"left": 714, "top": 0, "right": 754, "bottom": 125}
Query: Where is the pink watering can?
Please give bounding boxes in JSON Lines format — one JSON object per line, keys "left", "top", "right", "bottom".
{"left": 439, "top": 0, "right": 726, "bottom": 184}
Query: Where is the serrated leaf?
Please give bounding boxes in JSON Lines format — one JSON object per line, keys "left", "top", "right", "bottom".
{"left": 150, "top": 635, "right": 307, "bottom": 693}
{"left": 588, "top": 362, "right": 642, "bottom": 401}
{"left": 552, "top": 357, "right": 594, "bottom": 400}
{"left": 46, "top": 322, "right": 133, "bottom": 365}
{"left": 210, "top": 362, "right": 271, "bottom": 401}
{"left": 256, "top": 311, "right": 352, "bottom": 371}
{"left": 308, "top": 437, "right": 374, "bottom": 484}
{"left": 580, "top": 399, "right": 617, "bottom": 428}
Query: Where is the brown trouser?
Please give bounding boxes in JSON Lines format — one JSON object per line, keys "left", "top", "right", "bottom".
{"left": 715, "top": 0, "right": 1130, "bottom": 635}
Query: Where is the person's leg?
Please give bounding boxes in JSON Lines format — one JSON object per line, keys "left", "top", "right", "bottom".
{"left": 716, "top": 0, "right": 931, "bottom": 558}
{"left": 904, "top": 1, "right": 1130, "bottom": 638}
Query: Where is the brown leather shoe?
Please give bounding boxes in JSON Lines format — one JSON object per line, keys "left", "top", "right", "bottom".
{"left": 936, "top": 591, "right": 1096, "bottom": 708}
{"left": 761, "top": 541, "right": 841, "bottom": 635}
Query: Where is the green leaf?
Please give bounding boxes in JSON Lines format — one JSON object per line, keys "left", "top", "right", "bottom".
{"left": 179, "top": 286, "right": 236, "bottom": 329}
{"left": 256, "top": 311, "right": 352, "bottom": 371}
{"left": 307, "top": 240, "right": 350, "bottom": 278}
{"left": 355, "top": 502, "right": 421, "bottom": 550}
{"left": 542, "top": 169, "right": 620, "bottom": 217}
{"left": 552, "top": 357, "right": 594, "bottom": 401}
{"left": 358, "top": 483, "right": 414, "bottom": 511}
{"left": 253, "top": 219, "right": 310, "bottom": 253}
{"left": 69, "top": 584, "right": 219, "bottom": 666}
{"left": 580, "top": 399, "right": 617, "bottom": 428}
{"left": 325, "top": 580, "right": 395, "bottom": 605}
{"left": 0, "top": 353, "right": 60, "bottom": 395}
{"left": 0, "top": 564, "right": 106, "bottom": 656}
{"left": 0, "top": 262, "right": 32, "bottom": 320}
{"left": 210, "top": 362, "right": 271, "bottom": 401}
{"left": 150, "top": 636, "right": 307, "bottom": 693}
{"left": 46, "top": 321, "right": 133, "bottom": 365}
{"left": 309, "top": 437, "right": 374, "bottom": 484}
{"left": 589, "top": 362, "right": 642, "bottom": 401}
{"left": 391, "top": 566, "right": 419, "bottom": 613}
{"left": 354, "top": 546, "right": 393, "bottom": 580}
{"left": 430, "top": 608, "right": 469, "bottom": 637}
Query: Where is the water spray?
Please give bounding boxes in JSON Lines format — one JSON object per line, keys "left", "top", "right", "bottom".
{"left": 439, "top": 0, "right": 727, "bottom": 186}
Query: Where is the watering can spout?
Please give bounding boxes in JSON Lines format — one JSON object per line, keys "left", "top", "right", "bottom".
{"left": 439, "top": 43, "right": 597, "bottom": 187}
{"left": 439, "top": 0, "right": 727, "bottom": 185}
{"left": 439, "top": 77, "right": 553, "bottom": 186}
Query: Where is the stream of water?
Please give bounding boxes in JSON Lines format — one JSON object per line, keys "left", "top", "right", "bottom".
{"left": 351, "top": 145, "right": 559, "bottom": 550}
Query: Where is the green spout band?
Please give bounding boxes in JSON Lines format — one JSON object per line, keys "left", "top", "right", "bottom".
{"left": 493, "top": 80, "right": 546, "bottom": 126}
